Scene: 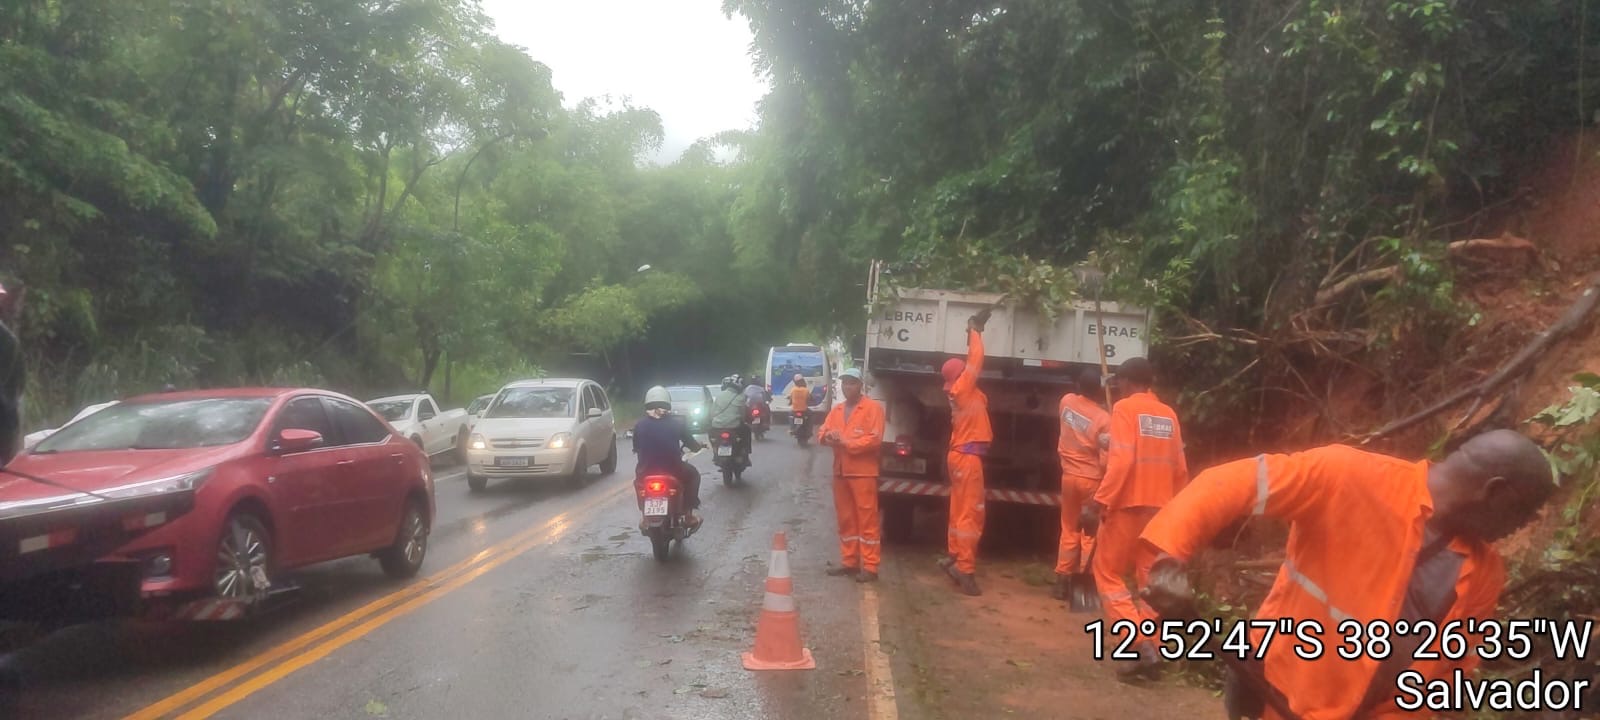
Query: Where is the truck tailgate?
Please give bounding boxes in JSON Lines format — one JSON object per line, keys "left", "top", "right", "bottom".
{"left": 867, "top": 287, "right": 1149, "bottom": 365}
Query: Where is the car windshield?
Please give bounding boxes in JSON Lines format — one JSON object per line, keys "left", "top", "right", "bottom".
{"left": 668, "top": 387, "right": 704, "bottom": 404}
{"left": 368, "top": 400, "right": 413, "bottom": 421}
{"left": 33, "top": 398, "right": 273, "bottom": 453}
{"left": 485, "top": 387, "right": 574, "bottom": 419}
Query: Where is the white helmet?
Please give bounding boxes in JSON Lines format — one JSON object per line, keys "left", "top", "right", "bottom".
{"left": 644, "top": 386, "right": 672, "bottom": 411}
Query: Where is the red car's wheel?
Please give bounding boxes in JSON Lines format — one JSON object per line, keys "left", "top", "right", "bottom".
{"left": 379, "top": 499, "right": 429, "bottom": 579}
{"left": 214, "top": 513, "right": 273, "bottom": 604}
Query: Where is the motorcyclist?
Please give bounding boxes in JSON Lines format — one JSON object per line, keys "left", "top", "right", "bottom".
{"left": 787, "top": 374, "right": 811, "bottom": 433}
{"left": 632, "top": 386, "right": 705, "bottom": 526}
{"left": 709, "top": 375, "right": 752, "bottom": 466}
{"left": 742, "top": 376, "right": 770, "bottom": 428}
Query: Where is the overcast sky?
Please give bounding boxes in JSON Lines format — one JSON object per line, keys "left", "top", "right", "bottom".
{"left": 480, "top": 0, "right": 769, "bottom": 164}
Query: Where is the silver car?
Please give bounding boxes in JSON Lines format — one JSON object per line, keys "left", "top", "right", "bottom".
{"left": 668, "top": 385, "right": 713, "bottom": 432}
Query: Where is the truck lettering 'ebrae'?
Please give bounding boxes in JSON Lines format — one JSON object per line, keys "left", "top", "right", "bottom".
{"left": 861, "top": 261, "right": 1151, "bottom": 540}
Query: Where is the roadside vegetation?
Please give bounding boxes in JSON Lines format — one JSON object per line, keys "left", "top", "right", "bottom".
{"left": 5, "top": 3, "right": 1598, "bottom": 702}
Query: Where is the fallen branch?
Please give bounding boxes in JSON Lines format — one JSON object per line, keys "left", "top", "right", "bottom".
{"left": 1360, "top": 272, "right": 1600, "bottom": 443}
{"left": 1315, "top": 266, "right": 1402, "bottom": 306}
{"left": 1447, "top": 234, "right": 1537, "bottom": 256}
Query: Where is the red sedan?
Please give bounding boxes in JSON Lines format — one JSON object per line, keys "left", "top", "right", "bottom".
{"left": 10, "top": 388, "right": 435, "bottom": 612}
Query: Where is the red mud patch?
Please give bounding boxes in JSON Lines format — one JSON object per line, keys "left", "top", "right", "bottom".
{"left": 878, "top": 549, "right": 1224, "bottom": 720}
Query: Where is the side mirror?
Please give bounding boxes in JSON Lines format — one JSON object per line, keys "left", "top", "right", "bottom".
{"left": 586, "top": 407, "right": 604, "bottom": 419}
{"left": 275, "top": 428, "right": 324, "bottom": 454}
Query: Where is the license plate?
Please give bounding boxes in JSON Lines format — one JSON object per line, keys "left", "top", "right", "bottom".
{"left": 884, "top": 457, "right": 928, "bottom": 474}
{"left": 792, "top": 416, "right": 805, "bottom": 426}
{"left": 643, "top": 498, "right": 669, "bottom": 516}
{"left": 715, "top": 445, "right": 732, "bottom": 457}
{"left": 496, "top": 457, "right": 530, "bottom": 467}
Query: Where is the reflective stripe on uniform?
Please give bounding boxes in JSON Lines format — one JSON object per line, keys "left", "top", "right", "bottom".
{"left": 1253, "top": 454, "right": 1269, "bottom": 516}
{"left": 1282, "top": 557, "right": 1353, "bottom": 623}
{"left": 860, "top": 538, "right": 880, "bottom": 546}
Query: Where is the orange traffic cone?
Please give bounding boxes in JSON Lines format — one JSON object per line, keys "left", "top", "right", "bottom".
{"left": 742, "top": 531, "right": 816, "bottom": 671}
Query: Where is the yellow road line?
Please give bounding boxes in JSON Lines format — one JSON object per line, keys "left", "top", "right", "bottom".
{"left": 860, "top": 583, "right": 899, "bottom": 720}
{"left": 125, "top": 484, "right": 626, "bottom": 720}
{"left": 175, "top": 514, "right": 577, "bottom": 719}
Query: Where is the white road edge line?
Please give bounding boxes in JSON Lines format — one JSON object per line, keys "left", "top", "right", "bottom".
{"left": 860, "top": 584, "right": 899, "bottom": 720}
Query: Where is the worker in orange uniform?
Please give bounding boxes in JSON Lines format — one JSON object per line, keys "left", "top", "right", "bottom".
{"left": 818, "top": 368, "right": 886, "bottom": 582}
{"left": 1054, "top": 367, "right": 1111, "bottom": 603}
{"left": 1085, "top": 356, "right": 1187, "bottom": 678}
{"left": 937, "top": 310, "right": 992, "bottom": 596}
{"left": 1139, "top": 429, "right": 1554, "bottom": 720}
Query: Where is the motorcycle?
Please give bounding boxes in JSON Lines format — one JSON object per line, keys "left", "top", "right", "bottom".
{"left": 637, "top": 458, "right": 702, "bottom": 562}
{"left": 749, "top": 402, "right": 770, "bottom": 440}
{"left": 709, "top": 427, "right": 749, "bottom": 487}
{"left": 791, "top": 410, "right": 810, "bottom": 447}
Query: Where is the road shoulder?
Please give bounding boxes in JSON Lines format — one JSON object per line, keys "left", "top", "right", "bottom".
{"left": 877, "top": 549, "right": 1226, "bottom": 720}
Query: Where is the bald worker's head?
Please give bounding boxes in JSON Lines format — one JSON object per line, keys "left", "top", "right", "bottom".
{"left": 1428, "top": 429, "right": 1556, "bottom": 542}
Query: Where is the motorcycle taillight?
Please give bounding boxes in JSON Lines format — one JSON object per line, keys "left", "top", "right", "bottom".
{"left": 895, "top": 434, "right": 913, "bottom": 457}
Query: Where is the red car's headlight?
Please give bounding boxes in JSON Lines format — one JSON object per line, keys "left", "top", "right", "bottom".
{"left": 100, "top": 467, "right": 214, "bottom": 500}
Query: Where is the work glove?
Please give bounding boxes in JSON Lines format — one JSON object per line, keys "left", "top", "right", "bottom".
{"left": 1141, "top": 553, "right": 1197, "bottom": 620}
{"left": 968, "top": 308, "right": 992, "bottom": 333}
{"left": 1078, "top": 501, "right": 1102, "bottom": 537}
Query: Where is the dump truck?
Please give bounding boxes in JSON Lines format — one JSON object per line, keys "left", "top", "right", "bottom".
{"left": 861, "top": 261, "right": 1151, "bottom": 541}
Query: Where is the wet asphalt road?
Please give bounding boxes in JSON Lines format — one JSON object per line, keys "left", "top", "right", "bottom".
{"left": 8, "top": 435, "right": 882, "bottom": 720}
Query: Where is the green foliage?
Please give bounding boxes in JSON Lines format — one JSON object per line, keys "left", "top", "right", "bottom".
{"left": 1530, "top": 373, "right": 1600, "bottom": 530}
{"left": 724, "top": 0, "right": 1600, "bottom": 446}
{"left": 1, "top": 0, "right": 772, "bottom": 425}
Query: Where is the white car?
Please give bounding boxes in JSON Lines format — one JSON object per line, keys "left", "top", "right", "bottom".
{"left": 465, "top": 393, "right": 496, "bottom": 429}
{"left": 367, "top": 393, "right": 470, "bottom": 458}
{"left": 465, "top": 379, "right": 618, "bottom": 492}
{"left": 23, "top": 401, "right": 119, "bottom": 451}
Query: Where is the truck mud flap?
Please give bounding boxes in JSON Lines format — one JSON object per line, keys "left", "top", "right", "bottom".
{"left": 877, "top": 479, "right": 1060, "bottom": 506}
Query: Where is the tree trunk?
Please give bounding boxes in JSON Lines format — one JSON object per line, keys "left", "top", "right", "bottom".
{"left": 419, "top": 346, "right": 441, "bottom": 389}
{"left": 443, "top": 354, "right": 453, "bottom": 405}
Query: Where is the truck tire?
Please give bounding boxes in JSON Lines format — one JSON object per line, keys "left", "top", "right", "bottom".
{"left": 467, "top": 474, "right": 487, "bottom": 492}
{"left": 881, "top": 497, "right": 914, "bottom": 544}
{"left": 453, "top": 429, "right": 469, "bottom": 465}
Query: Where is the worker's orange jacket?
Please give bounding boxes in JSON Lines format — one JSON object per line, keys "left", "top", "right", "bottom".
{"left": 1058, "top": 393, "right": 1110, "bottom": 479}
{"left": 817, "top": 397, "right": 886, "bottom": 478}
{"left": 1141, "top": 445, "right": 1506, "bottom": 720}
{"left": 1094, "top": 391, "right": 1187, "bottom": 509}
{"left": 948, "top": 329, "right": 992, "bottom": 449}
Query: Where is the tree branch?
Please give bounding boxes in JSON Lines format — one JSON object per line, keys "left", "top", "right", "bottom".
{"left": 1360, "top": 272, "right": 1600, "bottom": 443}
{"left": 1314, "top": 266, "right": 1401, "bottom": 306}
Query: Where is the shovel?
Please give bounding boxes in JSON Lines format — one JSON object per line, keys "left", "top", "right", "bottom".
{"left": 1068, "top": 540, "right": 1100, "bottom": 613}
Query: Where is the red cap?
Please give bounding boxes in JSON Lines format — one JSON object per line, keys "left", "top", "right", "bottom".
{"left": 941, "top": 358, "right": 965, "bottom": 391}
